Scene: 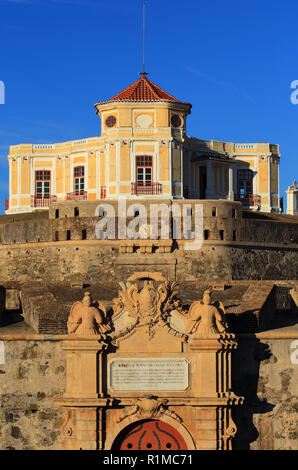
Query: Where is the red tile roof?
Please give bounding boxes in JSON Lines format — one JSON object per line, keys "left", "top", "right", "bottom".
{"left": 96, "top": 74, "right": 185, "bottom": 104}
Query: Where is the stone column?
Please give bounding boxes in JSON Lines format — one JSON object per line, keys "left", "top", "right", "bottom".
{"left": 191, "top": 159, "right": 196, "bottom": 198}
{"left": 62, "top": 339, "right": 107, "bottom": 399}
{"left": 189, "top": 334, "right": 243, "bottom": 450}
{"left": 8, "top": 158, "right": 12, "bottom": 213}
{"left": 286, "top": 183, "right": 298, "bottom": 215}
{"left": 96, "top": 150, "right": 100, "bottom": 200}
{"left": 180, "top": 143, "right": 184, "bottom": 198}
{"left": 169, "top": 140, "right": 173, "bottom": 198}
{"left": 228, "top": 166, "right": 235, "bottom": 201}
{"left": 277, "top": 158, "right": 281, "bottom": 212}
{"left": 267, "top": 155, "right": 272, "bottom": 211}
{"left": 193, "top": 407, "right": 218, "bottom": 450}
{"left": 187, "top": 151, "right": 192, "bottom": 197}
{"left": 205, "top": 160, "right": 214, "bottom": 199}
{"left": 17, "top": 156, "right": 21, "bottom": 209}
{"left": 58, "top": 339, "right": 109, "bottom": 450}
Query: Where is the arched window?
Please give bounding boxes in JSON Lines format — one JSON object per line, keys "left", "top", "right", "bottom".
{"left": 74, "top": 166, "right": 85, "bottom": 194}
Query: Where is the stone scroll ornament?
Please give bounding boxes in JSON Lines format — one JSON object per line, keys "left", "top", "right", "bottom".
{"left": 186, "top": 289, "right": 228, "bottom": 335}
{"left": 67, "top": 291, "right": 110, "bottom": 336}
{"left": 117, "top": 396, "right": 182, "bottom": 424}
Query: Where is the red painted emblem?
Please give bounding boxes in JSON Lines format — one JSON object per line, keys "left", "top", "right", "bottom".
{"left": 113, "top": 420, "right": 188, "bottom": 450}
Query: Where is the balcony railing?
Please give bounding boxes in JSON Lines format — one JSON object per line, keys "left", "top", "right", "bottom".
{"left": 66, "top": 190, "right": 88, "bottom": 201}
{"left": 100, "top": 186, "right": 106, "bottom": 199}
{"left": 31, "top": 195, "right": 57, "bottom": 207}
{"left": 235, "top": 194, "right": 261, "bottom": 206}
{"left": 5, "top": 198, "right": 9, "bottom": 211}
{"left": 131, "top": 182, "right": 162, "bottom": 196}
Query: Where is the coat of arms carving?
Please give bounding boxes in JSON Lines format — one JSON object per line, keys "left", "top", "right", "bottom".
{"left": 112, "top": 274, "right": 184, "bottom": 338}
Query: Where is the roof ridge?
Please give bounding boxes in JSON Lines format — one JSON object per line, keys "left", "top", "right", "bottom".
{"left": 95, "top": 74, "right": 187, "bottom": 105}
{"left": 140, "top": 75, "right": 161, "bottom": 100}
{"left": 108, "top": 77, "right": 143, "bottom": 102}
{"left": 145, "top": 76, "right": 178, "bottom": 101}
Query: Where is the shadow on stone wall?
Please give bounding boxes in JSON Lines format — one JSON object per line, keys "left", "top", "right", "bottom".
{"left": 0, "top": 307, "right": 23, "bottom": 329}
{"left": 231, "top": 337, "right": 275, "bottom": 449}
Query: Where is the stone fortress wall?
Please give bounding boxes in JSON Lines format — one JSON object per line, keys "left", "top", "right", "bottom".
{"left": 0, "top": 312, "right": 297, "bottom": 450}
{"left": 0, "top": 199, "right": 296, "bottom": 284}
{"left": 2, "top": 199, "right": 298, "bottom": 245}
{"left": 0, "top": 199, "right": 297, "bottom": 450}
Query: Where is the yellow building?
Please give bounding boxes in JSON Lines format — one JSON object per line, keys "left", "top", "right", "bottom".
{"left": 6, "top": 74, "right": 281, "bottom": 214}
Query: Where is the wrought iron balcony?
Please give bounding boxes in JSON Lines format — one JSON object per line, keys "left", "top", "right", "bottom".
{"left": 31, "top": 195, "right": 57, "bottom": 207}
{"left": 66, "top": 190, "right": 88, "bottom": 201}
{"left": 131, "top": 182, "right": 162, "bottom": 196}
{"left": 235, "top": 194, "right": 261, "bottom": 206}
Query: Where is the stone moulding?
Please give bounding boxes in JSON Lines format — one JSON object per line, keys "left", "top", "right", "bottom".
{"left": 116, "top": 397, "right": 183, "bottom": 424}
{"left": 55, "top": 273, "right": 246, "bottom": 450}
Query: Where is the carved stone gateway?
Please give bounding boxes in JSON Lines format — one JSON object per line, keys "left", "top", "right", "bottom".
{"left": 57, "top": 273, "right": 244, "bottom": 450}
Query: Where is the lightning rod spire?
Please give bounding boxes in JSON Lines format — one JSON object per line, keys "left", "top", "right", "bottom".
{"left": 141, "top": 1, "right": 148, "bottom": 76}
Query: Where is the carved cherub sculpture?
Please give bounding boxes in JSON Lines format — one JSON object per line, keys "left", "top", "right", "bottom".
{"left": 186, "top": 289, "right": 227, "bottom": 335}
{"left": 67, "top": 291, "right": 110, "bottom": 336}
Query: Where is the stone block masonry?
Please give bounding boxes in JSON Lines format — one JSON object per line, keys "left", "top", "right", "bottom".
{"left": 0, "top": 333, "right": 297, "bottom": 450}
{"left": 232, "top": 335, "right": 298, "bottom": 450}
{"left": 0, "top": 200, "right": 296, "bottom": 284}
{"left": 0, "top": 340, "right": 65, "bottom": 450}
{"left": 0, "top": 241, "right": 296, "bottom": 285}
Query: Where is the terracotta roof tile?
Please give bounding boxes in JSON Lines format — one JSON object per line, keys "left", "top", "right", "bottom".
{"left": 96, "top": 74, "right": 184, "bottom": 104}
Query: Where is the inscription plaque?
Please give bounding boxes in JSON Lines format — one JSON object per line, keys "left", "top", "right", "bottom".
{"left": 108, "top": 358, "right": 189, "bottom": 392}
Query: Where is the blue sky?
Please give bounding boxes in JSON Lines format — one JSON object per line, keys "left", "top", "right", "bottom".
{"left": 0, "top": 0, "right": 297, "bottom": 213}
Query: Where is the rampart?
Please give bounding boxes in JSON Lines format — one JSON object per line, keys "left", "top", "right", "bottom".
{"left": 0, "top": 199, "right": 297, "bottom": 450}
{"left": 0, "top": 200, "right": 296, "bottom": 283}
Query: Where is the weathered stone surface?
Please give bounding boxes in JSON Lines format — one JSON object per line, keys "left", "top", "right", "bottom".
{"left": 0, "top": 205, "right": 296, "bottom": 450}
{"left": 0, "top": 328, "right": 297, "bottom": 449}
{"left": 0, "top": 203, "right": 296, "bottom": 284}
{"left": 5, "top": 289, "right": 20, "bottom": 310}
{"left": 0, "top": 243, "right": 296, "bottom": 286}
{"left": 232, "top": 337, "right": 298, "bottom": 450}
{"left": 0, "top": 341, "right": 65, "bottom": 450}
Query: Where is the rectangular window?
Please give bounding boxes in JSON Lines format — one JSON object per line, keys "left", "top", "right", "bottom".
{"left": 35, "top": 170, "right": 51, "bottom": 198}
{"left": 136, "top": 156, "right": 153, "bottom": 185}
{"left": 237, "top": 169, "right": 252, "bottom": 197}
{"left": 74, "top": 166, "right": 85, "bottom": 193}
{"left": 204, "top": 230, "right": 210, "bottom": 240}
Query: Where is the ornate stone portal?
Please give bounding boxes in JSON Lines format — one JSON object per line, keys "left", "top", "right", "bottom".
{"left": 58, "top": 273, "right": 244, "bottom": 450}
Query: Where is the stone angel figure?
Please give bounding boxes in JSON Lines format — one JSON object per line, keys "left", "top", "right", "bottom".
{"left": 67, "top": 291, "right": 110, "bottom": 336}
{"left": 186, "top": 289, "right": 228, "bottom": 335}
